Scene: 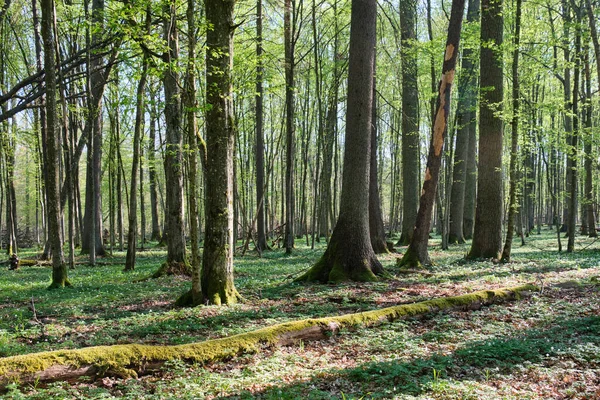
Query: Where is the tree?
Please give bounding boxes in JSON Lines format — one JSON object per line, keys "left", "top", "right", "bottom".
{"left": 255, "top": 0, "right": 268, "bottom": 253}
{"left": 397, "top": 0, "right": 466, "bottom": 268}
{"left": 81, "top": 0, "right": 106, "bottom": 260}
{"left": 467, "top": 0, "right": 504, "bottom": 260}
{"left": 41, "top": 0, "right": 69, "bottom": 288}
{"left": 158, "top": 0, "right": 188, "bottom": 274}
{"left": 399, "top": 0, "right": 420, "bottom": 245}
{"left": 284, "top": 0, "right": 296, "bottom": 254}
{"left": 501, "top": 0, "right": 522, "bottom": 262}
{"left": 296, "top": 0, "right": 384, "bottom": 283}
{"left": 124, "top": 6, "right": 150, "bottom": 272}
{"left": 200, "top": 0, "right": 240, "bottom": 305}
{"left": 449, "top": 0, "right": 479, "bottom": 244}
{"left": 369, "top": 57, "right": 389, "bottom": 254}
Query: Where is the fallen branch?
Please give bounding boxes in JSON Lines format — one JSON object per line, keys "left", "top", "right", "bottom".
{"left": 0, "top": 284, "right": 536, "bottom": 387}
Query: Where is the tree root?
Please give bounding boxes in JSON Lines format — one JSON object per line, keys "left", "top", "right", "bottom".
{"left": 0, "top": 284, "right": 537, "bottom": 387}
{"left": 151, "top": 261, "right": 192, "bottom": 279}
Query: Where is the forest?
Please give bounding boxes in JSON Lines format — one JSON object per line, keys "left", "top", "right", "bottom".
{"left": 0, "top": 0, "right": 599, "bottom": 397}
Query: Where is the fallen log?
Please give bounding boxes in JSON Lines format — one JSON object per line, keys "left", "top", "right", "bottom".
{"left": 0, "top": 284, "right": 536, "bottom": 387}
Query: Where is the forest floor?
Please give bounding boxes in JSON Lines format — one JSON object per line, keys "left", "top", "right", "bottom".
{"left": 1, "top": 230, "right": 599, "bottom": 399}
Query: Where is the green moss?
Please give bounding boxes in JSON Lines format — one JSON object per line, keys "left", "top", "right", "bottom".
{"left": 152, "top": 261, "right": 192, "bottom": 279}
{"left": 0, "top": 284, "right": 537, "bottom": 384}
{"left": 397, "top": 247, "right": 425, "bottom": 270}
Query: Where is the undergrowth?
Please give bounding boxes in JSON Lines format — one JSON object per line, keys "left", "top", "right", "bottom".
{"left": 1, "top": 231, "right": 599, "bottom": 399}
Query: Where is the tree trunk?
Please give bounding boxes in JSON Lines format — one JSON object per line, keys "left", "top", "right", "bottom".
{"left": 200, "top": 0, "right": 240, "bottom": 305}
{"left": 296, "top": 0, "right": 383, "bottom": 283}
{"left": 399, "top": 0, "right": 419, "bottom": 245}
{"left": 284, "top": 0, "right": 295, "bottom": 254}
{"left": 449, "top": 0, "right": 479, "bottom": 244}
{"left": 501, "top": 0, "right": 522, "bottom": 262}
{"left": 161, "top": 0, "right": 187, "bottom": 269}
{"left": 81, "top": 0, "right": 106, "bottom": 259}
{"left": 397, "top": 0, "right": 465, "bottom": 269}
{"left": 41, "top": 0, "right": 69, "bottom": 288}
{"left": 369, "top": 58, "right": 389, "bottom": 254}
{"left": 467, "top": 0, "right": 504, "bottom": 260}
{"left": 176, "top": 0, "right": 202, "bottom": 305}
{"left": 124, "top": 14, "right": 150, "bottom": 271}
{"left": 148, "top": 98, "right": 161, "bottom": 242}
{"left": 567, "top": 8, "right": 581, "bottom": 253}
{"left": 255, "top": 0, "right": 268, "bottom": 253}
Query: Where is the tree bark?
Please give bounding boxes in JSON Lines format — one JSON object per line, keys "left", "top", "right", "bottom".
{"left": 467, "top": 0, "right": 504, "bottom": 260}
{"left": 124, "top": 18, "right": 149, "bottom": 272}
{"left": 397, "top": 0, "right": 466, "bottom": 269}
{"left": 200, "top": 0, "right": 240, "bottom": 305}
{"left": 161, "top": 0, "right": 187, "bottom": 269}
{"left": 501, "top": 0, "right": 522, "bottom": 262}
{"left": 148, "top": 98, "right": 161, "bottom": 242}
{"left": 41, "top": 0, "right": 69, "bottom": 288}
{"left": 369, "top": 58, "right": 389, "bottom": 254}
{"left": 449, "top": 0, "right": 479, "bottom": 244}
{"left": 296, "top": 0, "right": 383, "bottom": 283}
{"left": 567, "top": 7, "right": 581, "bottom": 253}
{"left": 255, "top": 0, "right": 268, "bottom": 253}
{"left": 81, "top": 0, "right": 106, "bottom": 259}
{"left": 399, "top": 0, "right": 420, "bottom": 245}
{"left": 284, "top": 0, "right": 295, "bottom": 254}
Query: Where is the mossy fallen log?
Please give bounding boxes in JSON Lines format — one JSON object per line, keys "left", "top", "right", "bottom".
{"left": 0, "top": 284, "right": 537, "bottom": 387}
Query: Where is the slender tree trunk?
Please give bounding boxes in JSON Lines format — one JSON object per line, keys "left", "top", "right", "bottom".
{"left": 501, "top": 0, "right": 522, "bottom": 262}
{"left": 399, "top": 0, "right": 420, "bottom": 245}
{"left": 284, "top": 0, "right": 295, "bottom": 254}
{"left": 161, "top": 0, "right": 187, "bottom": 269}
{"left": 369, "top": 57, "right": 389, "bottom": 254}
{"left": 467, "top": 0, "right": 504, "bottom": 260}
{"left": 82, "top": 0, "right": 106, "bottom": 259}
{"left": 583, "top": 42, "right": 596, "bottom": 237}
{"left": 255, "top": 0, "right": 268, "bottom": 253}
{"left": 567, "top": 7, "right": 582, "bottom": 253}
{"left": 297, "top": 0, "right": 384, "bottom": 283}
{"left": 41, "top": 0, "right": 69, "bottom": 288}
{"left": 449, "top": 0, "right": 479, "bottom": 244}
{"left": 148, "top": 98, "right": 161, "bottom": 242}
{"left": 397, "top": 0, "right": 465, "bottom": 268}
{"left": 124, "top": 15, "right": 150, "bottom": 271}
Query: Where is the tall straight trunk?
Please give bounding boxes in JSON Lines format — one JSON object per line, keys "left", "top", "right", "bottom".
{"left": 200, "top": 0, "right": 239, "bottom": 305}
{"left": 567, "top": 8, "right": 581, "bottom": 253}
{"left": 449, "top": 0, "right": 479, "bottom": 244}
{"left": 397, "top": 0, "right": 465, "bottom": 268}
{"left": 583, "top": 41, "right": 596, "bottom": 237}
{"left": 41, "top": 0, "right": 69, "bottom": 288}
{"left": 255, "top": 0, "right": 268, "bottom": 253}
{"left": 369, "top": 57, "right": 389, "bottom": 254}
{"left": 297, "top": 0, "right": 384, "bottom": 283}
{"left": 124, "top": 51, "right": 149, "bottom": 271}
{"left": 284, "top": 0, "right": 295, "bottom": 254}
{"left": 399, "top": 0, "right": 420, "bottom": 245}
{"left": 501, "top": 0, "right": 522, "bottom": 262}
{"left": 161, "top": 0, "right": 187, "bottom": 267}
{"left": 561, "top": 0, "right": 573, "bottom": 234}
{"left": 148, "top": 99, "right": 161, "bottom": 242}
{"left": 82, "top": 0, "right": 106, "bottom": 259}
{"left": 180, "top": 0, "right": 202, "bottom": 304}
{"left": 467, "top": 0, "right": 504, "bottom": 260}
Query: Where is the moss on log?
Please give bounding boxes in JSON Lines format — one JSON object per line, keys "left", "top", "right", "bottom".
{"left": 0, "top": 284, "right": 537, "bottom": 386}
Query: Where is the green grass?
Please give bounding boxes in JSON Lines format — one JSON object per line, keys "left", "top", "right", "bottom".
{"left": 1, "top": 230, "right": 600, "bottom": 399}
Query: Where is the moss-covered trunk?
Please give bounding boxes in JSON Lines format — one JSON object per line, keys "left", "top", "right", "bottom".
{"left": 0, "top": 285, "right": 536, "bottom": 387}
{"left": 200, "top": 0, "right": 239, "bottom": 305}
